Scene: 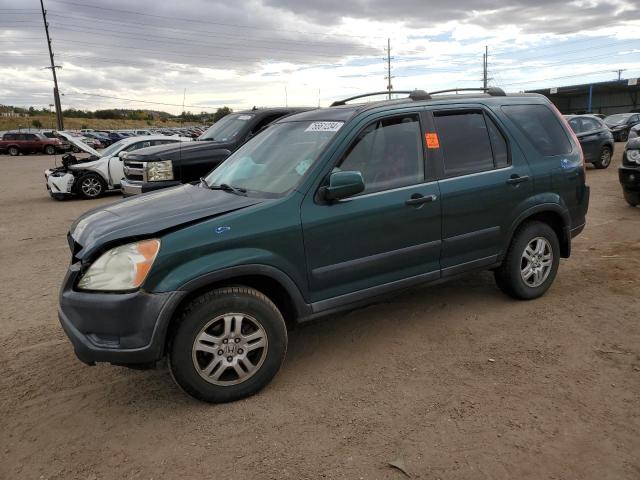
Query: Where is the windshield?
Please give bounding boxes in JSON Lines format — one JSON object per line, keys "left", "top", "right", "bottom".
{"left": 198, "top": 113, "right": 254, "bottom": 141}
{"left": 205, "top": 120, "right": 343, "bottom": 197}
{"left": 605, "top": 113, "right": 632, "bottom": 126}
{"left": 101, "top": 139, "right": 127, "bottom": 157}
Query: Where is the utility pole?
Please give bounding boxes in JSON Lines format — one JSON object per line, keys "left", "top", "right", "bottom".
{"left": 385, "top": 38, "right": 394, "bottom": 99}
{"left": 483, "top": 45, "right": 488, "bottom": 90}
{"left": 39, "top": 0, "right": 63, "bottom": 130}
{"left": 613, "top": 69, "right": 626, "bottom": 81}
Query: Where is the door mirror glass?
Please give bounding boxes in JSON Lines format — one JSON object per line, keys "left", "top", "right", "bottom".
{"left": 323, "top": 171, "right": 365, "bottom": 201}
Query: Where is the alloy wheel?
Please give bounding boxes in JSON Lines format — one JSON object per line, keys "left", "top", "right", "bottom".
{"left": 600, "top": 148, "right": 611, "bottom": 167}
{"left": 81, "top": 177, "right": 102, "bottom": 197}
{"left": 521, "top": 237, "right": 553, "bottom": 288}
{"left": 192, "top": 313, "right": 268, "bottom": 386}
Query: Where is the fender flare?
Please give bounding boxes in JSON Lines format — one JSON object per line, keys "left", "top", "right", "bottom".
{"left": 176, "top": 263, "right": 312, "bottom": 319}
{"left": 503, "top": 203, "right": 571, "bottom": 259}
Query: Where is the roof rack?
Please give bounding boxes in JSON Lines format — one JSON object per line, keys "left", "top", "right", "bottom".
{"left": 329, "top": 86, "right": 506, "bottom": 107}
{"left": 428, "top": 87, "right": 506, "bottom": 96}
{"left": 330, "top": 90, "right": 431, "bottom": 107}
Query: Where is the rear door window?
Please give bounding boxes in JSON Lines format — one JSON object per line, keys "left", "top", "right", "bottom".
{"left": 502, "top": 104, "right": 571, "bottom": 156}
{"left": 433, "top": 111, "right": 495, "bottom": 177}
{"left": 580, "top": 117, "right": 600, "bottom": 132}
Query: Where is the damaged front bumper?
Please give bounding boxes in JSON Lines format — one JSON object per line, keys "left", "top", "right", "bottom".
{"left": 45, "top": 168, "right": 75, "bottom": 198}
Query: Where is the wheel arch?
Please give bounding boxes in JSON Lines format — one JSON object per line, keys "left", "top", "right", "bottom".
{"left": 504, "top": 204, "right": 571, "bottom": 259}
{"left": 162, "top": 264, "right": 312, "bottom": 354}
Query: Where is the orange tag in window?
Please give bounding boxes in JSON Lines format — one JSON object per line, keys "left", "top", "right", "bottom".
{"left": 425, "top": 132, "right": 440, "bottom": 149}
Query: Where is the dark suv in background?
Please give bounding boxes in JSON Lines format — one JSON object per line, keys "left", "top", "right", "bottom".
{"left": 120, "top": 107, "right": 311, "bottom": 196}
{"left": 58, "top": 88, "right": 589, "bottom": 403}
{"left": 566, "top": 114, "right": 614, "bottom": 168}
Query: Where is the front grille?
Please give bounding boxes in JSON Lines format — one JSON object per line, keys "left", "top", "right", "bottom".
{"left": 124, "top": 161, "right": 145, "bottom": 181}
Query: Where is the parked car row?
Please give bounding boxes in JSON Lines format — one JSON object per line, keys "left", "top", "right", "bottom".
{"left": 45, "top": 134, "right": 192, "bottom": 199}
{"left": 0, "top": 126, "right": 208, "bottom": 156}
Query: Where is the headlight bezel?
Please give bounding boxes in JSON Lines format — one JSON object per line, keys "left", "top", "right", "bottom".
{"left": 77, "top": 239, "right": 161, "bottom": 292}
{"left": 145, "top": 160, "right": 174, "bottom": 182}
{"left": 626, "top": 149, "right": 640, "bottom": 164}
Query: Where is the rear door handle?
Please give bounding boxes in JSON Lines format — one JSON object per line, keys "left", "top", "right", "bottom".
{"left": 405, "top": 194, "right": 437, "bottom": 206}
{"left": 506, "top": 175, "right": 530, "bottom": 185}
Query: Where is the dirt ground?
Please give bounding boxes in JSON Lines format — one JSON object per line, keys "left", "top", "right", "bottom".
{"left": 0, "top": 148, "right": 638, "bottom": 480}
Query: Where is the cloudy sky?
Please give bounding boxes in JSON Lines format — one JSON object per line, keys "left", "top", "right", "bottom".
{"left": 1, "top": 0, "right": 639, "bottom": 114}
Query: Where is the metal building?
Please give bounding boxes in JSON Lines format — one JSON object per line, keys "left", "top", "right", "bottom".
{"left": 527, "top": 78, "right": 639, "bottom": 115}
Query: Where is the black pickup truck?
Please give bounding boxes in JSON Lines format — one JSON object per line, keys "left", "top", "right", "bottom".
{"left": 120, "top": 107, "right": 310, "bottom": 196}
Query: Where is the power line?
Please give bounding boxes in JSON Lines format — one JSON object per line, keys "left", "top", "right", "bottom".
{"left": 48, "top": 0, "right": 385, "bottom": 40}
{"left": 44, "top": 12, "right": 363, "bottom": 50}
{"left": 500, "top": 68, "right": 639, "bottom": 87}
{"left": 41, "top": 23, "right": 361, "bottom": 59}
{"left": 67, "top": 92, "right": 225, "bottom": 110}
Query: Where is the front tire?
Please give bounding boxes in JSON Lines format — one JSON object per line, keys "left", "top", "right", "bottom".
{"left": 76, "top": 172, "right": 106, "bottom": 199}
{"left": 494, "top": 221, "right": 560, "bottom": 300}
{"left": 44, "top": 145, "right": 56, "bottom": 155}
{"left": 8, "top": 146, "right": 19, "bottom": 156}
{"left": 169, "top": 287, "right": 288, "bottom": 403}
{"left": 624, "top": 190, "right": 639, "bottom": 207}
{"left": 593, "top": 146, "right": 611, "bottom": 169}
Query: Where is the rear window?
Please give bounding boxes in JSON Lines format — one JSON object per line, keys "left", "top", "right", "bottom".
{"left": 3, "top": 133, "right": 16, "bottom": 140}
{"left": 502, "top": 104, "right": 571, "bottom": 156}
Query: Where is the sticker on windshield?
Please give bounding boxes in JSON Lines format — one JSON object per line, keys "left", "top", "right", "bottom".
{"left": 237, "top": 115, "right": 253, "bottom": 120}
{"left": 305, "top": 121, "right": 343, "bottom": 132}
{"left": 295, "top": 158, "right": 313, "bottom": 175}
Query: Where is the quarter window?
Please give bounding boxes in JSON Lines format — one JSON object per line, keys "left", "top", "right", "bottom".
{"left": 338, "top": 115, "right": 424, "bottom": 194}
{"left": 502, "top": 104, "right": 571, "bottom": 156}
{"left": 434, "top": 111, "right": 495, "bottom": 177}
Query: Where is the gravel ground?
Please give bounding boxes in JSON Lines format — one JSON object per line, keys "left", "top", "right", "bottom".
{"left": 1, "top": 148, "right": 638, "bottom": 480}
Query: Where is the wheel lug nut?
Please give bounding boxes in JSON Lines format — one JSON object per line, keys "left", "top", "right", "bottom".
{"left": 217, "top": 350, "right": 224, "bottom": 355}
{"left": 235, "top": 338, "right": 240, "bottom": 343}
{"left": 223, "top": 339, "right": 228, "bottom": 344}
{"left": 238, "top": 349, "right": 243, "bottom": 354}
{"left": 227, "top": 356, "right": 233, "bottom": 362}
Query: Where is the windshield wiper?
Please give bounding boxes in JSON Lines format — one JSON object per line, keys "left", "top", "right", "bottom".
{"left": 209, "top": 183, "right": 247, "bottom": 196}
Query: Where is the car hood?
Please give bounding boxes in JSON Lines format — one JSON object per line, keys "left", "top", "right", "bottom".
{"left": 625, "top": 137, "right": 640, "bottom": 150}
{"left": 123, "top": 139, "right": 234, "bottom": 161}
{"left": 57, "top": 131, "right": 101, "bottom": 157}
{"left": 69, "top": 183, "right": 265, "bottom": 260}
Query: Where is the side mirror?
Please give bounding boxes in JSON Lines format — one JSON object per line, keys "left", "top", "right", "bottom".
{"left": 117, "top": 151, "right": 127, "bottom": 158}
{"left": 323, "top": 171, "right": 365, "bottom": 201}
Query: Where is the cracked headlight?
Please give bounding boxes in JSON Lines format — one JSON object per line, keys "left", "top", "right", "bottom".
{"left": 146, "top": 160, "right": 174, "bottom": 181}
{"left": 78, "top": 239, "right": 160, "bottom": 291}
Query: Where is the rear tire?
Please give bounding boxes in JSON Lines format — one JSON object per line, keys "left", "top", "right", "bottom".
{"left": 8, "top": 146, "right": 19, "bottom": 156}
{"left": 593, "top": 146, "right": 611, "bottom": 169}
{"left": 168, "top": 287, "right": 288, "bottom": 403}
{"left": 44, "top": 145, "right": 56, "bottom": 155}
{"left": 494, "top": 221, "right": 560, "bottom": 300}
{"left": 76, "top": 172, "right": 106, "bottom": 199}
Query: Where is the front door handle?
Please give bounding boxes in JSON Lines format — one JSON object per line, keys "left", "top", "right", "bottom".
{"left": 506, "top": 174, "right": 530, "bottom": 185}
{"left": 405, "top": 194, "right": 437, "bottom": 206}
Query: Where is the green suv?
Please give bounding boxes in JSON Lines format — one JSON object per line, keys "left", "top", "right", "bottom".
{"left": 58, "top": 88, "right": 589, "bottom": 403}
